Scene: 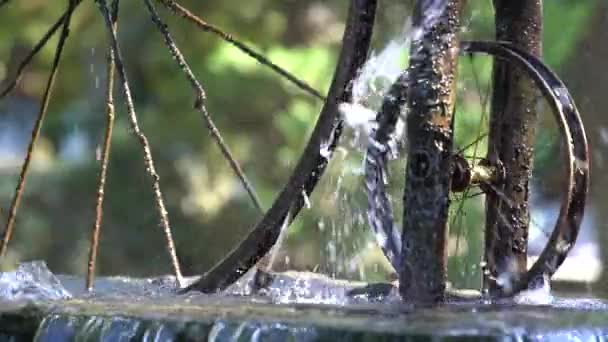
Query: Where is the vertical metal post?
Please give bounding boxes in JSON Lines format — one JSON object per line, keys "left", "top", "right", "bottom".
{"left": 484, "top": 0, "right": 543, "bottom": 296}
{"left": 400, "top": 0, "right": 465, "bottom": 303}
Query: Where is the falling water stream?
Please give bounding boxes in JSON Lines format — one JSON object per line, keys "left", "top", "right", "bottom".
{"left": 297, "top": 18, "right": 412, "bottom": 282}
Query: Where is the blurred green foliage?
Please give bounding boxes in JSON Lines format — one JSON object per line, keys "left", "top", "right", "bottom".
{"left": 0, "top": 0, "right": 598, "bottom": 289}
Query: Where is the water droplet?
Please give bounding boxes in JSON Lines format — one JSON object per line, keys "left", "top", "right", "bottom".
{"left": 302, "top": 190, "right": 311, "bottom": 209}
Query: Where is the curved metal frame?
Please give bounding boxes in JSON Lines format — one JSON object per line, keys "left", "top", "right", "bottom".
{"left": 465, "top": 41, "right": 589, "bottom": 295}
{"left": 365, "top": 72, "right": 408, "bottom": 270}
{"left": 366, "top": 40, "right": 589, "bottom": 296}
{"left": 184, "top": 0, "right": 378, "bottom": 293}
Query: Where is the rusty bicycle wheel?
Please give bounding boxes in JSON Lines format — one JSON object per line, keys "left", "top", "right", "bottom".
{"left": 365, "top": 40, "right": 589, "bottom": 297}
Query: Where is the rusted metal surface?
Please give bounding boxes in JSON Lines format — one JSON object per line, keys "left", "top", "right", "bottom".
{"left": 97, "top": 0, "right": 185, "bottom": 285}
{"left": 0, "top": 0, "right": 78, "bottom": 258}
{"left": 367, "top": 41, "right": 589, "bottom": 299}
{"left": 450, "top": 155, "right": 500, "bottom": 193}
{"left": 483, "top": 0, "right": 543, "bottom": 296}
{"left": 462, "top": 42, "right": 589, "bottom": 295}
{"left": 365, "top": 72, "right": 408, "bottom": 270}
{"left": 86, "top": 0, "right": 118, "bottom": 292}
{"left": 184, "top": 0, "right": 377, "bottom": 293}
{"left": 399, "top": 0, "right": 465, "bottom": 303}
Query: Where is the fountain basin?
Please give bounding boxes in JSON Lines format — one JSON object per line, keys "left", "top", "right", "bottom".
{"left": 1, "top": 262, "right": 608, "bottom": 341}
{"left": 3, "top": 294, "right": 608, "bottom": 340}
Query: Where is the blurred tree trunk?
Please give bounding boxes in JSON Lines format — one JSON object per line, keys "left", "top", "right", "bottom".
{"left": 483, "top": 0, "right": 542, "bottom": 297}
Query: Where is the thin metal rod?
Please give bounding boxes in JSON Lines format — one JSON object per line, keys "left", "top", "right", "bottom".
{"left": 96, "top": 0, "right": 184, "bottom": 286}
{"left": 0, "top": 10, "right": 68, "bottom": 99}
{"left": 144, "top": 0, "right": 263, "bottom": 214}
{"left": 156, "top": 0, "right": 325, "bottom": 101}
{"left": 86, "top": 0, "right": 119, "bottom": 292}
{"left": 0, "top": 0, "right": 77, "bottom": 257}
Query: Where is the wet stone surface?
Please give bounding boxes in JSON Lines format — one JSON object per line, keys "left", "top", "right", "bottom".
{"left": 1, "top": 262, "right": 608, "bottom": 341}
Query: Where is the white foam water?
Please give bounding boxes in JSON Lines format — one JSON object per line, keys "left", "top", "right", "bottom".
{"left": 311, "top": 17, "right": 416, "bottom": 281}
{"left": 514, "top": 274, "right": 554, "bottom": 305}
{"left": 339, "top": 20, "right": 412, "bottom": 144}
{"left": 0, "top": 261, "right": 71, "bottom": 301}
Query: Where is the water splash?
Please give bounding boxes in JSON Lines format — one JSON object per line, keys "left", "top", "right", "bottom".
{"left": 411, "top": 0, "right": 448, "bottom": 40}
{"left": 4, "top": 261, "right": 608, "bottom": 342}
{"left": 514, "top": 274, "right": 554, "bottom": 305}
{"left": 0, "top": 261, "right": 71, "bottom": 301}
{"left": 311, "top": 17, "right": 416, "bottom": 282}
{"left": 254, "top": 272, "right": 350, "bottom": 305}
{"left": 330, "top": 18, "right": 418, "bottom": 277}
{"left": 339, "top": 19, "right": 412, "bottom": 143}
{"left": 302, "top": 190, "right": 312, "bottom": 209}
